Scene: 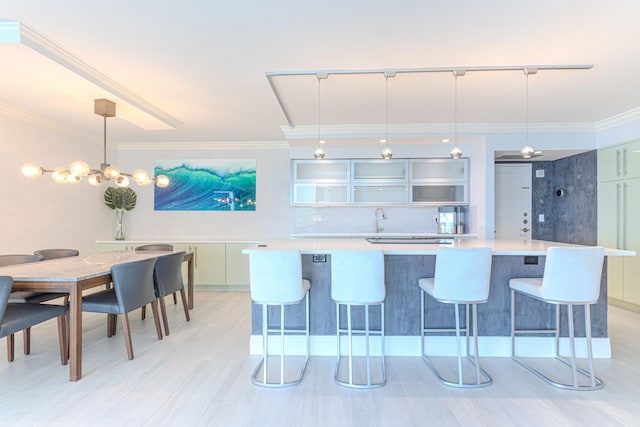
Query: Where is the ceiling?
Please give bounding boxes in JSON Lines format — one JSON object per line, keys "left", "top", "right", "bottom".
{"left": 1, "top": 1, "right": 640, "bottom": 150}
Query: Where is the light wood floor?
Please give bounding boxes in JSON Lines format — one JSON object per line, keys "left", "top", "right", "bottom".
{"left": 1, "top": 292, "right": 639, "bottom": 426}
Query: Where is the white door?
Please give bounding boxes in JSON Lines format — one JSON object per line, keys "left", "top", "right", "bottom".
{"left": 495, "top": 164, "right": 532, "bottom": 239}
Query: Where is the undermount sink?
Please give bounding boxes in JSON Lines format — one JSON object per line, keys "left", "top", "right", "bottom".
{"left": 366, "top": 237, "right": 453, "bottom": 244}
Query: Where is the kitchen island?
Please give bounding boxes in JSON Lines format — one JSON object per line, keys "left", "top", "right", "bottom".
{"left": 244, "top": 239, "right": 634, "bottom": 358}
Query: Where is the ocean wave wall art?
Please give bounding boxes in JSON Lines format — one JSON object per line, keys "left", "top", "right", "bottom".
{"left": 154, "top": 159, "right": 256, "bottom": 211}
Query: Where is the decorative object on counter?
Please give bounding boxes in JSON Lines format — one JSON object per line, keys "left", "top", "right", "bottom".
{"left": 380, "top": 71, "right": 395, "bottom": 160}
{"left": 22, "top": 99, "right": 170, "bottom": 188}
{"left": 509, "top": 246, "right": 605, "bottom": 390}
{"left": 449, "top": 69, "right": 465, "bottom": 159}
{"left": 104, "top": 186, "right": 137, "bottom": 241}
{"left": 154, "top": 159, "right": 256, "bottom": 211}
{"left": 313, "top": 73, "right": 327, "bottom": 160}
{"left": 419, "top": 247, "right": 494, "bottom": 388}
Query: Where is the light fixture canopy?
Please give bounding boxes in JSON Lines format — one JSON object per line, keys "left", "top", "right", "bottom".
{"left": 22, "top": 99, "right": 169, "bottom": 188}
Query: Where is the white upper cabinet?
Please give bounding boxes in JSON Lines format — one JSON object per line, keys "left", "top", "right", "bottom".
{"left": 351, "top": 160, "right": 408, "bottom": 205}
{"left": 291, "top": 158, "right": 468, "bottom": 206}
{"left": 292, "top": 160, "right": 350, "bottom": 205}
{"left": 409, "top": 159, "right": 469, "bottom": 205}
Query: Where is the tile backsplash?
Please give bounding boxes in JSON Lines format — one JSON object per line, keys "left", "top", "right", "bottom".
{"left": 294, "top": 206, "right": 440, "bottom": 235}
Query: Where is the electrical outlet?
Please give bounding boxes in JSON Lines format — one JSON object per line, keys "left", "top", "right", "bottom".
{"left": 538, "top": 214, "right": 544, "bottom": 222}
{"left": 312, "top": 254, "right": 327, "bottom": 263}
{"left": 524, "top": 256, "right": 538, "bottom": 265}
{"left": 312, "top": 214, "right": 323, "bottom": 223}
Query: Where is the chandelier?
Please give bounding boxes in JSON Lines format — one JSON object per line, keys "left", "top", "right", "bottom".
{"left": 21, "top": 99, "right": 169, "bottom": 188}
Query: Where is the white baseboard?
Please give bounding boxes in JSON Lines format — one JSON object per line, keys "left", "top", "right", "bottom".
{"left": 249, "top": 335, "right": 611, "bottom": 358}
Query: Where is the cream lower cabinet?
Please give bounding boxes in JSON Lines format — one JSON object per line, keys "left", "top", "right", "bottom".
{"left": 598, "top": 169, "right": 640, "bottom": 309}
{"left": 96, "top": 241, "right": 252, "bottom": 288}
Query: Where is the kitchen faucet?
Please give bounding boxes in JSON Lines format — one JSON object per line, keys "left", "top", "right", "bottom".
{"left": 374, "top": 208, "right": 387, "bottom": 233}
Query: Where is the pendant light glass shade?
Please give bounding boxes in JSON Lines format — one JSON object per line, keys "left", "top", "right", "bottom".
{"left": 450, "top": 147, "right": 463, "bottom": 159}
{"left": 520, "top": 145, "right": 535, "bottom": 159}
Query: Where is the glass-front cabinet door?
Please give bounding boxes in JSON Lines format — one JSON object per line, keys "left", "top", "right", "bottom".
{"left": 410, "top": 158, "right": 469, "bottom": 205}
{"left": 352, "top": 159, "right": 407, "bottom": 181}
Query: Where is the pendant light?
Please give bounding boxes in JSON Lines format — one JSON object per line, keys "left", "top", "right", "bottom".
{"left": 520, "top": 68, "right": 537, "bottom": 159}
{"left": 450, "top": 69, "right": 465, "bottom": 159}
{"left": 313, "top": 73, "right": 328, "bottom": 160}
{"left": 381, "top": 71, "right": 395, "bottom": 159}
{"left": 22, "top": 99, "right": 170, "bottom": 187}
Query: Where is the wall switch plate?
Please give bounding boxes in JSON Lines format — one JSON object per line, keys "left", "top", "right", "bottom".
{"left": 524, "top": 256, "right": 539, "bottom": 265}
{"left": 538, "top": 214, "right": 544, "bottom": 222}
{"left": 536, "top": 169, "right": 545, "bottom": 178}
{"left": 312, "top": 254, "right": 327, "bottom": 263}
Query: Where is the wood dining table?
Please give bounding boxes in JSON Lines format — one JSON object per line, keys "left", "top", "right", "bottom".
{"left": 0, "top": 250, "right": 194, "bottom": 381}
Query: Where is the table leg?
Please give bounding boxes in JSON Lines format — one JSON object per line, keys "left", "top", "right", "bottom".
{"left": 69, "top": 283, "right": 82, "bottom": 381}
{"left": 188, "top": 256, "right": 195, "bottom": 310}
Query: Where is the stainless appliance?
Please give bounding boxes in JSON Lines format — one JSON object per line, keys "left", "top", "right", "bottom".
{"left": 438, "top": 206, "right": 466, "bottom": 234}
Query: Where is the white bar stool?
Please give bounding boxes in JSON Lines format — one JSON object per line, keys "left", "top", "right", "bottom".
{"left": 249, "top": 250, "right": 310, "bottom": 387}
{"left": 418, "top": 247, "right": 493, "bottom": 388}
{"left": 331, "top": 250, "right": 386, "bottom": 388}
{"left": 510, "top": 246, "right": 605, "bottom": 391}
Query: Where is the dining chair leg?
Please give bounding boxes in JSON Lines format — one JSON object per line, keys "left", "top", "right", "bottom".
{"left": 7, "top": 334, "right": 15, "bottom": 362}
{"left": 173, "top": 292, "right": 177, "bottom": 305}
{"left": 121, "top": 313, "right": 134, "bottom": 360}
{"left": 150, "top": 299, "right": 163, "bottom": 340}
{"left": 107, "top": 314, "right": 116, "bottom": 337}
{"left": 141, "top": 305, "right": 147, "bottom": 320}
{"left": 179, "top": 289, "right": 190, "bottom": 322}
{"left": 57, "top": 315, "right": 68, "bottom": 365}
{"left": 159, "top": 297, "right": 170, "bottom": 336}
{"left": 23, "top": 328, "right": 31, "bottom": 355}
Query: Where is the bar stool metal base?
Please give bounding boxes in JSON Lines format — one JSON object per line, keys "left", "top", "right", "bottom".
{"left": 421, "top": 290, "right": 492, "bottom": 388}
{"left": 252, "top": 293, "right": 310, "bottom": 388}
{"left": 511, "top": 289, "right": 603, "bottom": 391}
{"left": 335, "top": 302, "right": 386, "bottom": 389}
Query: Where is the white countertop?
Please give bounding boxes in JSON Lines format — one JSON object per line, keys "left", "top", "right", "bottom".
{"left": 290, "top": 233, "right": 477, "bottom": 239}
{"left": 244, "top": 238, "right": 635, "bottom": 256}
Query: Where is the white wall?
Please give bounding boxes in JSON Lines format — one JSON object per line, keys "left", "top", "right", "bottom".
{"left": 1, "top": 111, "right": 630, "bottom": 250}
{"left": 0, "top": 114, "right": 112, "bottom": 256}
{"left": 116, "top": 142, "right": 295, "bottom": 241}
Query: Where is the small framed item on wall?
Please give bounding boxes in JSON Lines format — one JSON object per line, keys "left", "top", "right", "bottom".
{"left": 154, "top": 159, "right": 256, "bottom": 211}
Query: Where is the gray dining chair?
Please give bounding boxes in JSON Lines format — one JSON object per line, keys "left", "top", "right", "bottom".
{"left": 34, "top": 249, "right": 79, "bottom": 260}
{"left": 4, "top": 252, "right": 75, "bottom": 356}
{"left": 81, "top": 257, "right": 163, "bottom": 360}
{"left": 153, "top": 251, "right": 190, "bottom": 336}
{"left": 136, "top": 243, "right": 178, "bottom": 310}
{"left": 0, "top": 276, "right": 68, "bottom": 364}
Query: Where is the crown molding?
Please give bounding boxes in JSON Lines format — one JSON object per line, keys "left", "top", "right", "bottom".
{"left": 282, "top": 122, "right": 596, "bottom": 140}
{"left": 595, "top": 107, "right": 640, "bottom": 132}
{"left": 0, "top": 19, "right": 180, "bottom": 130}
